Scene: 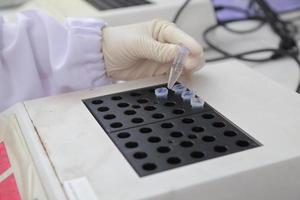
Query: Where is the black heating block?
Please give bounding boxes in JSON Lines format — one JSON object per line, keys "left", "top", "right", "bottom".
{"left": 83, "top": 83, "right": 261, "bottom": 177}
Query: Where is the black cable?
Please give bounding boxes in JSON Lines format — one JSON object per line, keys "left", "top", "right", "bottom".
{"left": 203, "top": 18, "right": 277, "bottom": 62}
{"left": 204, "top": 22, "right": 300, "bottom": 92}
{"left": 222, "top": 21, "right": 265, "bottom": 34}
{"left": 203, "top": 1, "right": 300, "bottom": 93}
{"left": 172, "top": 0, "right": 300, "bottom": 92}
{"left": 205, "top": 49, "right": 278, "bottom": 63}
{"left": 253, "top": 0, "right": 300, "bottom": 92}
{"left": 205, "top": 31, "right": 300, "bottom": 92}
{"left": 291, "top": 56, "right": 300, "bottom": 93}
{"left": 173, "top": 0, "right": 192, "bottom": 23}
{"left": 213, "top": 4, "right": 266, "bottom": 34}
{"left": 214, "top": 5, "right": 251, "bottom": 17}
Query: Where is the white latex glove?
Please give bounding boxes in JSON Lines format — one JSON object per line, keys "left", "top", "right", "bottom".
{"left": 103, "top": 19, "right": 205, "bottom": 80}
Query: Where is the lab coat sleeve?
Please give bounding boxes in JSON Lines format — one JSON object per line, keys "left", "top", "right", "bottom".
{"left": 0, "top": 10, "right": 112, "bottom": 111}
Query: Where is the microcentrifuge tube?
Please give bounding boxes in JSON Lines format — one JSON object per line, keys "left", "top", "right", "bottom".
{"left": 172, "top": 83, "right": 187, "bottom": 95}
{"left": 181, "top": 90, "right": 194, "bottom": 101}
{"left": 155, "top": 87, "right": 168, "bottom": 99}
{"left": 167, "top": 45, "right": 190, "bottom": 89}
{"left": 191, "top": 96, "right": 205, "bottom": 109}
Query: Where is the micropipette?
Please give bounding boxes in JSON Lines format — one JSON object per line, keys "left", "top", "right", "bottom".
{"left": 167, "top": 45, "right": 190, "bottom": 89}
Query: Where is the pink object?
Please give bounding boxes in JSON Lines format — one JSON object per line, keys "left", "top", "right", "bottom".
{"left": 0, "top": 174, "right": 22, "bottom": 200}
{"left": 0, "top": 142, "right": 10, "bottom": 175}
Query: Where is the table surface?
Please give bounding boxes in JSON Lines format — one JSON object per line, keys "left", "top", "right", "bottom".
{"left": 1, "top": 0, "right": 300, "bottom": 92}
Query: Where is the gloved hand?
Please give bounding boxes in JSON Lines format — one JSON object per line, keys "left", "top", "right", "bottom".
{"left": 102, "top": 19, "right": 205, "bottom": 80}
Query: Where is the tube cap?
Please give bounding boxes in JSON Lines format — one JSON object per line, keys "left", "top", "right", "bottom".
{"left": 155, "top": 87, "right": 168, "bottom": 98}
{"left": 191, "top": 97, "right": 205, "bottom": 109}
{"left": 181, "top": 90, "right": 194, "bottom": 101}
{"left": 172, "top": 84, "right": 187, "bottom": 95}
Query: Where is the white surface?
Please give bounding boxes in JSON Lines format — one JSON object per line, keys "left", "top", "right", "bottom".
{"left": 64, "top": 177, "right": 98, "bottom": 200}
{"left": 18, "top": 60, "right": 300, "bottom": 200}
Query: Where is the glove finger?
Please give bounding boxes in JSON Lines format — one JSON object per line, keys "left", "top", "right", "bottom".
{"left": 183, "top": 52, "right": 206, "bottom": 75}
{"left": 153, "top": 20, "right": 203, "bottom": 56}
{"left": 134, "top": 38, "right": 204, "bottom": 77}
{"left": 153, "top": 63, "right": 171, "bottom": 76}
{"left": 135, "top": 38, "right": 178, "bottom": 63}
{"left": 109, "top": 60, "right": 167, "bottom": 80}
{"left": 152, "top": 20, "right": 205, "bottom": 74}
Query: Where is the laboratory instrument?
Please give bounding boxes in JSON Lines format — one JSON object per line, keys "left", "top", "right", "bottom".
{"left": 2, "top": 61, "right": 300, "bottom": 200}
{"left": 83, "top": 83, "right": 259, "bottom": 176}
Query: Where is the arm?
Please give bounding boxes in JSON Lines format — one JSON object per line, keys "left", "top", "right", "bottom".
{"left": 0, "top": 10, "right": 205, "bottom": 112}
{"left": 0, "top": 10, "right": 111, "bottom": 111}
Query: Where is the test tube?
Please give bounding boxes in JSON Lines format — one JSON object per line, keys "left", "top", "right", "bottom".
{"left": 155, "top": 87, "right": 168, "bottom": 99}
{"left": 181, "top": 90, "right": 194, "bottom": 101}
{"left": 172, "top": 83, "right": 187, "bottom": 95}
{"left": 191, "top": 96, "right": 205, "bottom": 109}
{"left": 167, "top": 45, "right": 190, "bottom": 89}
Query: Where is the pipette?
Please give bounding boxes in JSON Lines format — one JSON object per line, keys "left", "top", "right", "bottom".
{"left": 167, "top": 45, "right": 190, "bottom": 89}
